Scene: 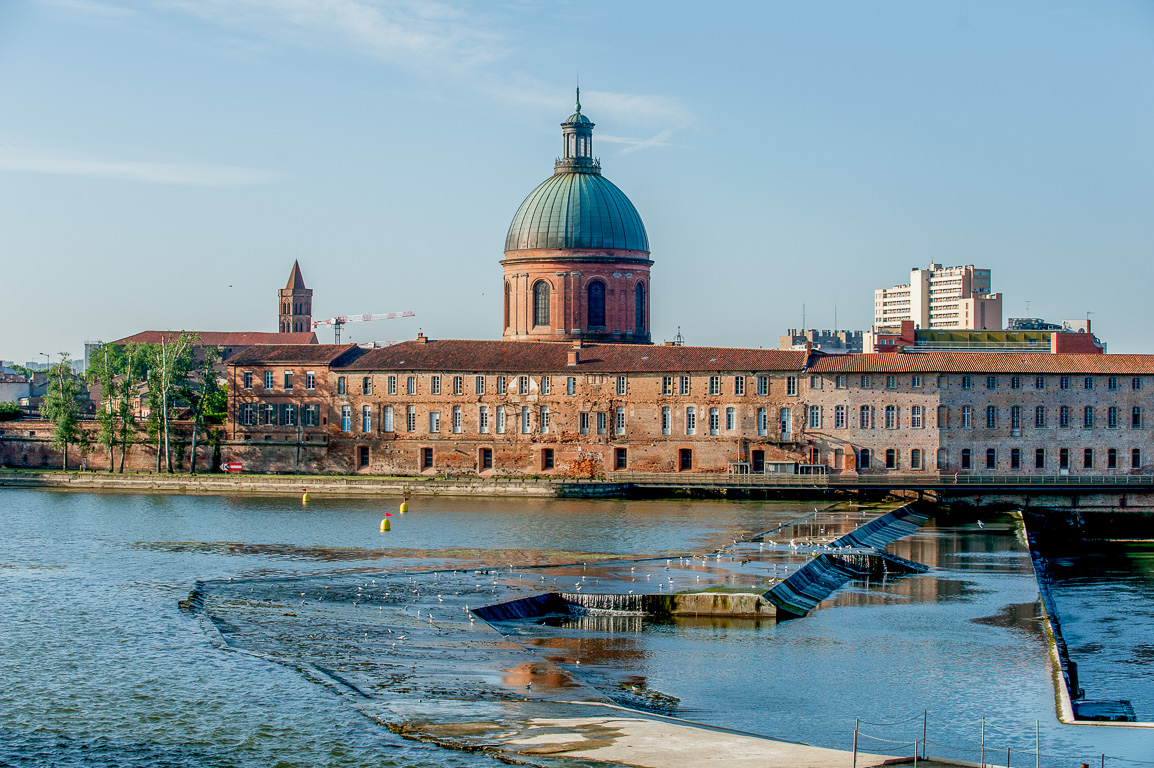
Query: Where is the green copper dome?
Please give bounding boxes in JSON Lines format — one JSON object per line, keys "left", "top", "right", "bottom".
{"left": 505, "top": 172, "right": 649, "bottom": 252}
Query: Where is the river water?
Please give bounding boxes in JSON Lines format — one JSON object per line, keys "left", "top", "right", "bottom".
{"left": 1, "top": 489, "right": 1151, "bottom": 767}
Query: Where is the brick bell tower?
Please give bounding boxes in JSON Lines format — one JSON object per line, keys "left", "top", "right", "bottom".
{"left": 278, "top": 260, "right": 313, "bottom": 334}
{"left": 502, "top": 90, "right": 653, "bottom": 343}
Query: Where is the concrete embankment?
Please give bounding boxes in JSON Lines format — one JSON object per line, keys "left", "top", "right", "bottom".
{"left": 0, "top": 469, "right": 624, "bottom": 498}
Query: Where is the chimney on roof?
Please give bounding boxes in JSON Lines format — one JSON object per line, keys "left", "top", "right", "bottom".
{"left": 664, "top": 341, "right": 676, "bottom": 346}
{"left": 567, "top": 349, "right": 580, "bottom": 366}
{"left": 416, "top": 332, "right": 428, "bottom": 344}
{"left": 572, "top": 338, "right": 584, "bottom": 349}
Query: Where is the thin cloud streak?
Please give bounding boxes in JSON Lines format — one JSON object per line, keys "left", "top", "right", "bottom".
{"left": 0, "top": 146, "right": 286, "bottom": 186}
{"left": 37, "top": 0, "right": 136, "bottom": 17}
{"left": 598, "top": 129, "right": 676, "bottom": 156}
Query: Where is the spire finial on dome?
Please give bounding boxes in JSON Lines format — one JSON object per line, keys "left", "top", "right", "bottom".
{"left": 575, "top": 85, "right": 581, "bottom": 114}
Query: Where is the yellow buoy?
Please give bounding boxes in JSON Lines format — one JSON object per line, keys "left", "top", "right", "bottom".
{"left": 302, "top": 490, "right": 310, "bottom": 504}
{"left": 380, "top": 518, "right": 390, "bottom": 531}
{"left": 399, "top": 501, "right": 408, "bottom": 514}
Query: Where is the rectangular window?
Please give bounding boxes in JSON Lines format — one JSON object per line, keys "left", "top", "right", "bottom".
{"left": 361, "top": 376, "right": 371, "bottom": 395}
{"left": 1133, "top": 448, "right": 1142, "bottom": 469}
{"left": 521, "top": 406, "right": 531, "bottom": 434}
{"left": 541, "top": 405, "right": 550, "bottom": 433}
{"left": 686, "top": 406, "right": 696, "bottom": 435}
{"left": 452, "top": 406, "right": 462, "bottom": 434}
{"left": 1010, "top": 376, "right": 1020, "bottom": 390}
{"left": 1134, "top": 377, "right": 1143, "bottom": 391}
{"left": 1060, "top": 448, "right": 1070, "bottom": 469}
{"left": 480, "top": 447, "right": 493, "bottom": 471}
{"left": 243, "top": 371, "right": 253, "bottom": 390}
{"left": 275, "top": 403, "right": 293, "bottom": 426}
{"left": 475, "top": 375, "right": 485, "bottom": 395}
{"left": 757, "top": 407, "right": 768, "bottom": 435}
{"left": 1134, "top": 407, "right": 1143, "bottom": 429}
{"left": 303, "top": 404, "right": 319, "bottom": 427}
{"left": 1036, "top": 448, "right": 1045, "bottom": 469}
{"left": 1011, "top": 405, "right": 1021, "bottom": 431}
{"left": 1035, "top": 376, "right": 1045, "bottom": 390}
{"left": 1036, "top": 406, "right": 1046, "bottom": 428}
{"left": 861, "top": 375, "right": 872, "bottom": 389}
{"left": 986, "top": 406, "right": 997, "bottom": 429}
{"left": 1084, "top": 377, "right": 1094, "bottom": 390}
{"left": 860, "top": 405, "right": 872, "bottom": 429}
{"left": 518, "top": 376, "right": 529, "bottom": 394}
{"left": 567, "top": 376, "right": 576, "bottom": 395}
{"left": 1060, "top": 376, "right": 1070, "bottom": 390}
{"left": 1109, "top": 406, "right": 1118, "bottom": 428}
{"left": 1011, "top": 448, "right": 1021, "bottom": 469}
{"left": 265, "top": 370, "right": 275, "bottom": 389}
{"left": 859, "top": 448, "right": 871, "bottom": 470}
{"left": 597, "top": 411, "right": 607, "bottom": 435}
{"left": 886, "top": 375, "right": 896, "bottom": 389}
{"left": 709, "top": 376, "right": 720, "bottom": 395}
{"left": 406, "top": 405, "right": 416, "bottom": 432}
{"left": 421, "top": 448, "right": 433, "bottom": 470}
{"left": 335, "top": 376, "right": 345, "bottom": 395}
{"left": 961, "top": 405, "right": 972, "bottom": 428}
{"left": 1084, "top": 406, "right": 1094, "bottom": 429}
{"left": 382, "top": 405, "right": 393, "bottom": 432}
{"left": 1108, "top": 448, "right": 1117, "bottom": 468}
{"left": 679, "top": 376, "right": 691, "bottom": 395}
{"left": 615, "top": 447, "right": 627, "bottom": 470}
{"left": 362, "top": 405, "right": 371, "bottom": 433}
{"left": 453, "top": 376, "right": 463, "bottom": 395}
{"left": 387, "top": 375, "right": 396, "bottom": 395}
{"left": 810, "top": 375, "right": 821, "bottom": 390}
{"left": 986, "top": 376, "right": 997, "bottom": 390}
{"left": 911, "top": 405, "right": 923, "bottom": 428}
{"left": 616, "top": 376, "right": 627, "bottom": 396}
{"left": 757, "top": 375, "right": 769, "bottom": 395}
{"left": 961, "top": 448, "right": 971, "bottom": 469}
{"left": 662, "top": 375, "right": 673, "bottom": 395}
{"left": 1060, "top": 406, "right": 1070, "bottom": 428}
{"left": 615, "top": 406, "right": 625, "bottom": 435}
{"left": 884, "top": 405, "right": 897, "bottom": 429}
{"left": 541, "top": 376, "right": 551, "bottom": 395}
{"left": 726, "top": 406, "right": 735, "bottom": 431}
{"left": 885, "top": 449, "right": 897, "bottom": 469}
{"left": 938, "top": 405, "right": 948, "bottom": 429}
{"left": 662, "top": 406, "right": 671, "bottom": 435}
{"left": 429, "top": 411, "right": 440, "bottom": 433}
{"left": 961, "top": 375, "right": 972, "bottom": 390}
{"left": 496, "top": 405, "right": 506, "bottom": 434}
{"left": 911, "top": 375, "right": 922, "bottom": 389}
{"left": 430, "top": 375, "right": 441, "bottom": 395}
{"left": 836, "top": 375, "right": 848, "bottom": 389}
{"left": 406, "top": 376, "right": 416, "bottom": 395}
{"left": 1108, "top": 376, "right": 1118, "bottom": 391}
{"left": 479, "top": 406, "right": 489, "bottom": 433}
{"left": 679, "top": 448, "right": 692, "bottom": 471}
{"left": 709, "top": 407, "right": 720, "bottom": 435}
{"left": 734, "top": 376, "right": 745, "bottom": 396}
{"left": 835, "top": 405, "right": 846, "bottom": 429}
{"left": 1084, "top": 448, "right": 1094, "bottom": 468}
{"left": 340, "top": 405, "right": 351, "bottom": 432}
{"left": 359, "top": 446, "right": 370, "bottom": 468}
{"left": 786, "top": 376, "right": 797, "bottom": 396}
{"left": 497, "top": 376, "right": 506, "bottom": 395}
{"left": 986, "top": 448, "right": 996, "bottom": 469}
{"left": 809, "top": 405, "right": 821, "bottom": 429}
{"left": 541, "top": 448, "right": 555, "bottom": 470}
{"left": 911, "top": 449, "right": 922, "bottom": 470}
{"left": 579, "top": 412, "right": 589, "bottom": 435}
{"left": 305, "top": 371, "right": 315, "bottom": 390}
{"left": 284, "top": 371, "right": 294, "bottom": 390}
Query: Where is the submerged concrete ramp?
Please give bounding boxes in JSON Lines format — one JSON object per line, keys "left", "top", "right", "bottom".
{"left": 563, "top": 591, "right": 777, "bottom": 619}
{"left": 830, "top": 504, "right": 931, "bottom": 550}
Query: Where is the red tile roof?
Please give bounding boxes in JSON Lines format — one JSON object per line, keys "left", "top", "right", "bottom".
{"left": 808, "top": 351, "right": 1154, "bottom": 375}
{"left": 227, "top": 344, "right": 360, "bottom": 365}
{"left": 111, "top": 331, "right": 318, "bottom": 347}
{"left": 342, "top": 339, "right": 808, "bottom": 373}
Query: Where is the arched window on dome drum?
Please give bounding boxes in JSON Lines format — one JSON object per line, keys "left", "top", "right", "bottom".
{"left": 587, "top": 281, "right": 606, "bottom": 328}
{"left": 504, "top": 282, "right": 511, "bottom": 329}
{"left": 533, "top": 281, "right": 550, "bottom": 327}
{"left": 635, "top": 282, "right": 646, "bottom": 333}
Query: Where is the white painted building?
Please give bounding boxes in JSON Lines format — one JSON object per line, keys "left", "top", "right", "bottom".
{"left": 874, "top": 263, "right": 1002, "bottom": 330}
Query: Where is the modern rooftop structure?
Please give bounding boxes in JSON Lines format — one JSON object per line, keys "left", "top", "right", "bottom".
{"left": 874, "top": 263, "right": 1001, "bottom": 330}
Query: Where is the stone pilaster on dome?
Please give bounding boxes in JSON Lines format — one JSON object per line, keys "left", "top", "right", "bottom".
{"left": 556, "top": 88, "right": 600, "bottom": 175}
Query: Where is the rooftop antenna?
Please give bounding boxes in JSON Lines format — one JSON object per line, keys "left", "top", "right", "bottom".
{"left": 802, "top": 303, "right": 806, "bottom": 330}
{"left": 1025, "top": 300, "right": 1031, "bottom": 315}
{"left": 834, "top": 299, "right": 838, "bottom": 331}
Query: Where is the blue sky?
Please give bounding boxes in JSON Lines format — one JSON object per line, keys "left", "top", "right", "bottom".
{"left": 1, "top": 0, "right": 1152, "bottom": 364}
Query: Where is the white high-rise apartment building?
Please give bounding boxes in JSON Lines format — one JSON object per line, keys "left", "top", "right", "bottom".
{"left": 874, "top": 263, "right": 1002, "bottom": 330}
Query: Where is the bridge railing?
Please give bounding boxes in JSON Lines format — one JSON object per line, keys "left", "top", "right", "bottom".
{"left": 606, "top": 471, "right": 1154, "bottom": 488}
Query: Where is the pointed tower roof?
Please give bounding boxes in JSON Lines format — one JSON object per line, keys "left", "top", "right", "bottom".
{"left": 285, "top": 260, "right": 307, "bottom": 290}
